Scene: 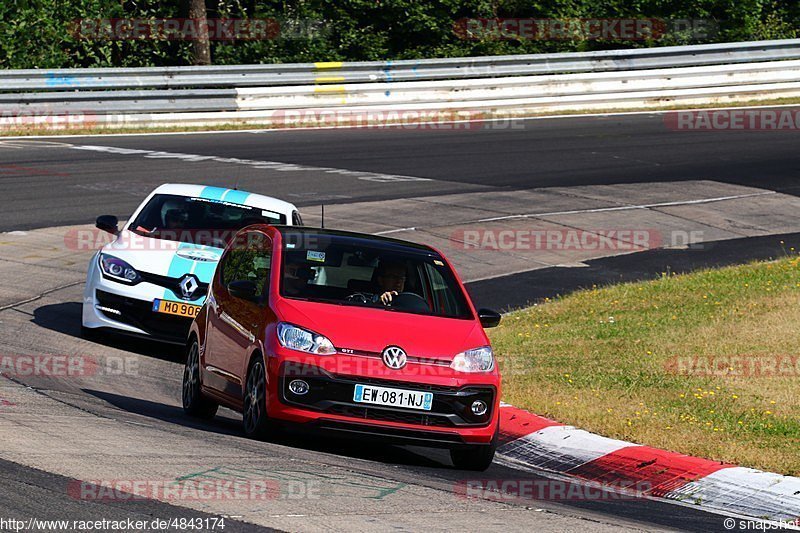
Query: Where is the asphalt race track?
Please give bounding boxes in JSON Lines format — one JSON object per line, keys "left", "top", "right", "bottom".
{"left": 1, "top": 109, "right": 799, "bottom": 531}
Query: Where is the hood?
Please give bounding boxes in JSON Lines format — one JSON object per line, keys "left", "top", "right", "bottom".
{"left": 275, "top": 298, "right": 486, "bottom": 362}
{"left": 102, "top": 231, "right": 223, "bottom": 283}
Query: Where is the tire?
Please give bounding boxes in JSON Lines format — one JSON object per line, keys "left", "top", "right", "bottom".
{"left": 182, "top": 338, "right": 218, "bottom": 419}
{"left": 243, "top": 356, "right": 270, "bottom": 439}
{"left": 450, "top": 424, "right": 498, "bottom": 471}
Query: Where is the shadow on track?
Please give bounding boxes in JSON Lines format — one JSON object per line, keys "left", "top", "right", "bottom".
{"left": 84, "top": 388, "right": 446, "bottom": 469}
{"left": 32, "top": 302, "right": 184, "bottom": 362}
{"left": 468, "top": 231, "right": 800, "bottom": 311}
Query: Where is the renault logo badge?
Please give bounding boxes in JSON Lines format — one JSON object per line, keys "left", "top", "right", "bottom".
{"left": 179, "top": 275, "right": 199, "bottom": 299}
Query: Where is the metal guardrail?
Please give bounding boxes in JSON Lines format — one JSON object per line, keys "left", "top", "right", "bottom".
{"left": 1, "top": 39, "right": 799, "bottom": 128}
{"left": 2, "top": 39, "right": 800, "bottom": 92}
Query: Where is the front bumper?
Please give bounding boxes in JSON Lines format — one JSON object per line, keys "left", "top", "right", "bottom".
{"left": 82, "top": 253, "right": 205, "bottom": 344}
{"left": 268, "top": 360, "right": 499, "bottom": 445}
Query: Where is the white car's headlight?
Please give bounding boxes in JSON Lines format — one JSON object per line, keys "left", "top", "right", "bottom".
{"left": 99, "top": 253, "right": 141, "bottom": 284}
{"left": 450, "top": 346, "right": 495, "bottom": 373}
{"left": 276, "top": 323, "right": 335, "bottom": 355}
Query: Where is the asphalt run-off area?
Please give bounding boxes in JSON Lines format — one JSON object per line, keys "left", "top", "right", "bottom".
{"left": 1, "top": 109, "right": 799, "bottom": 531}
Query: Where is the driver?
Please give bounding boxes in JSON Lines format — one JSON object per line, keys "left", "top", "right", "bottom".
{"left": 373, "top": 260, "right": 406, "bottom": 305}
{"left": 284, "top": 262, "right": 312, "bottom": 296}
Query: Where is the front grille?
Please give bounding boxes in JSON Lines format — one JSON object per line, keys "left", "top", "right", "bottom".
{"left": 139, "top": 272, "right": 208, "bottom": 302}
{"left": 95, "top": 290, "right": 192, "bottom": 342}
{"left": 280, "top": 364, "right": 495, "bottom": 428}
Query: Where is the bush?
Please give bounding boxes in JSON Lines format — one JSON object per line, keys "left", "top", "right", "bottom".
{"left": 1, "top": 0, "right": 797, "bottom": 69}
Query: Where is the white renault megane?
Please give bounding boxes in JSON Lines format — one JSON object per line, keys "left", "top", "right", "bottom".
{"left": 82, "top": 183, "right": 302, "bottom": 343}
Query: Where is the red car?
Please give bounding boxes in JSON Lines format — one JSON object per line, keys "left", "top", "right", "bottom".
{"left": 182, "top": 225, "right": 502, "bottom": 470}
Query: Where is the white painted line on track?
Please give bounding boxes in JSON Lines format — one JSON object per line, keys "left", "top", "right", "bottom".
{"left": 374, "top": 227, "right": 416, "bottom": 235}
{"left": 65, "top": 143, "right": 432, "bottom": 184}
{"left": 476, "top": 191, "right": 777, "bottom": 222}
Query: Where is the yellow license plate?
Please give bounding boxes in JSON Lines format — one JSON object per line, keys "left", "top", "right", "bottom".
{"left": 152, "top": 299, "right": 202, "bottom": 318}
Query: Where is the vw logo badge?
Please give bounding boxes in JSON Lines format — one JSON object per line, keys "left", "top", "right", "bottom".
{"left": 179, "top": 275, "right": 199, "bottom": 299}
{"left": 382, "top": 346, "right": 407, "bottom": 370}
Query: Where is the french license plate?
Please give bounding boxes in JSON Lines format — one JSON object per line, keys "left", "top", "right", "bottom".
{"left": 353, "top": 384, "right": 433, "bottom": 411}
{"left": 152, "top": 299, "right": 202, "bottom": 318}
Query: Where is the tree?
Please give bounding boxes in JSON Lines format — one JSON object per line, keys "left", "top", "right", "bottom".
{"left": 189, "top": 0, "right": 210, "bottom": 64}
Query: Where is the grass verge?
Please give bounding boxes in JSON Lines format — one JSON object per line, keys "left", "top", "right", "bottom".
{"left": 489, "top": 255, "right": 800, "bottom": 476}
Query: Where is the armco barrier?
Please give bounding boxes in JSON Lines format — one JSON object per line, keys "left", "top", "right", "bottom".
{"left": 2, "top": 39, "right": 800, "bottom": 129}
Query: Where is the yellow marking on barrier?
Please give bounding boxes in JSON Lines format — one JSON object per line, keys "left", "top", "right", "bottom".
{"left": 314, "top": 62, "right": 343, "bottom": 69}
{"left": 314, "top": 76, "right": 346, "bottom": 83}
{"left": 314, "top": 85, "right": 347, "bottom": 94}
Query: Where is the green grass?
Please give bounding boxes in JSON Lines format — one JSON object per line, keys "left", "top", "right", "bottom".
{"left": 489, "top": 254, "right": 800, "bottom": 475}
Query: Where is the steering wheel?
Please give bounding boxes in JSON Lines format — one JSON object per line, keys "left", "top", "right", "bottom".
{"left": 387, "top": 292, "right": 431, "bottom": 313}
{"left": 345, "top": 292, "right": 371, "bottom": 304}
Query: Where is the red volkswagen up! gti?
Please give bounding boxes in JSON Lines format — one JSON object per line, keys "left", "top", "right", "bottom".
{"left": 183, "top": 225, "right": 502, "bottom": 470}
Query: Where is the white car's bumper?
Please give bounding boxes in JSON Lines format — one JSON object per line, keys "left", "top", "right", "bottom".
{"left": 82, "top": 253, "right": 206, "bottom": 343}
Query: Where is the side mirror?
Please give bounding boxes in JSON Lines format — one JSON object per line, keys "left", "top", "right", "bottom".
{"left": 96, "top": 215, "right": 119, "bottom": 234}
{"left": 228, "top": 280, "right": 260, "bottom": 301}
{"left": 478, "top": 308, "right": 501, "bottom": 328}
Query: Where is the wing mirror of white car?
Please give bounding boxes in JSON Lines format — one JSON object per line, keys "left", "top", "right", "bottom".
{"left": 96, "top": 215, "right": 119, "bottom": 235}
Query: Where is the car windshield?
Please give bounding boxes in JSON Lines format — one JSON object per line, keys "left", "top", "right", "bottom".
{"left": 129, "top": 194, "right": 286, "bottom": 247}
{"left": 280, "top": 232, "right": 473, "bottom": 319}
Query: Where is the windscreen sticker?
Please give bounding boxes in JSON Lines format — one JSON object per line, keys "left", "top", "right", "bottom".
{"left": 253, "top": 256, "right": 270, "bottom": 269}
{"left": 433, "top": 259, "right": 444, "bottom": 266}
{"left": 307, "top": 251, "right": 326, "bottom": 262}
{"left": 286, "top": 243, "right": 296, "bottom": 249}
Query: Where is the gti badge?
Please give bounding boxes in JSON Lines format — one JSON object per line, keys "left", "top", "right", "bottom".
{"left": 179, "top": 275, "right": 199, "bottom": 299}
{"left": 382, "top": 346, "right": 407, "bottom": 370}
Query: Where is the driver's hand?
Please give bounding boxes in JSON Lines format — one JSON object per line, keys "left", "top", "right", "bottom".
{"left": 380, "top": 291, "right": 398, "bottom": 305}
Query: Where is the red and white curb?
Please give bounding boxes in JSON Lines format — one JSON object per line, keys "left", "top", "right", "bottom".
{"left": 497, "top": 403, "right": 800, "bottom": 523}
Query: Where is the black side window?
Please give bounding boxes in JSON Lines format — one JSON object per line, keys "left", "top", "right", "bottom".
{"left": 292, "top": 210, "right": 304, "bottom": 226}
{"left": 221, "top": 231, "right": 272, "bottom": 295}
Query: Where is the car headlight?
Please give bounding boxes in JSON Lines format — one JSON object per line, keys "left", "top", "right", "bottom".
{"left": 450, "top": 346, "right": 495, "bottom": 373}
{"left": 99, "top": 253, "right": 140, "bottom": 284}
{"left": 276, "top": 323, "right": 335, "bottom": 355}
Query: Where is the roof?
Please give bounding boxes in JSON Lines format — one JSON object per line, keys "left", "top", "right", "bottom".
{"left": 274, "top": 225, "right": 438, "bottom": 255}
{"left": 152, "top": 183, "right": 298, "bottom": 214}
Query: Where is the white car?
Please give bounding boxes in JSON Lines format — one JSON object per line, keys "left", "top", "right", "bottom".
{"left": 82, "top": 183, "right": 302, "bottom": 343}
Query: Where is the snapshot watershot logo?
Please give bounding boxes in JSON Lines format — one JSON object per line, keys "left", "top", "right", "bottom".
{"left": 666, "top": 355, "right": 800, "bottom": 378}
{"left": 453, "top": 18, "right": 716, "bottom": 41}
{"left": 70, "top": 18, "right": 328, "bottom": 40}
{"left": 665, "top": 109, "right": 800, "bottom": 131}
{"left": 455, "top": 479, "right": 652, "bottom": 502}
